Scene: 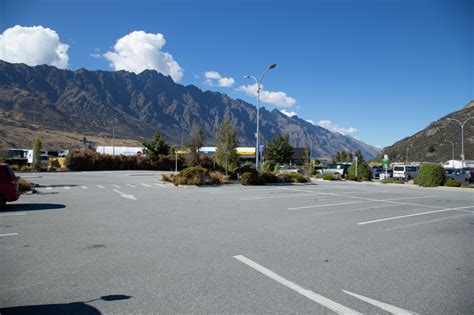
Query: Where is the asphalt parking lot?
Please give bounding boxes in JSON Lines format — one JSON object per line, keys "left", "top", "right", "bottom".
{"left": 1, "top": 171, "right": 473, "bottom": 314}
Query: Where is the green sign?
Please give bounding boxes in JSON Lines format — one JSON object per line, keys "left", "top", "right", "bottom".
{"left": 382, "top": 159, "right": 389, "bottom": 169}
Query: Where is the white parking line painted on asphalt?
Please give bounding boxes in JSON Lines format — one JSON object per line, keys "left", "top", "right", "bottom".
{"left": 342, "top": 290, "right": 416, "bottom": 314}
{"left": 241, "top": 193, "right": 325, "bottom": 201}
{"left": 0, "top": 233, "right": 19, "bottom": 237}
{"left": 311, "top": 204, "right": 399, "bottom": 216}
{"left": 282, "top": 187, "right": 443, "bottom": 210}
{"left": 153, "top": 183, "right": 166, "bottom": 187}
{"left": 64, "top": 186, "right": 70, "bottom": 190}
{"left": 112, "top": 185, "right": 121, "bottom": 188}
{"left": 381, "top": 196, "right": 437, "bottom": 202}
{"left": 141, "top": 183, "right": 152, "bottom": 187}
{"left": 289, "top": 200, "right": 369, "bottom": 210}
{"left": 384, "top": 212, "right": 474, "bottom": 231}
{"left": 234, "top": 255, "right": 362, "bottom": 315}
{"left": 46, "top": 187, "right": 52, "bottom": 190}
{"left": 97, "top": 185, "right": 105, "bottom": 189}
{"left": 127, "top": 184, "right": 136, "bottom": 187}
{"left": 0, "top": 212, "right": 27, "bottom": 217}
{"left": 357, "top": 205, "right": 474, "bottom": 225}
{"left": 81, "top": 185, "right": 88, "bottom": 189}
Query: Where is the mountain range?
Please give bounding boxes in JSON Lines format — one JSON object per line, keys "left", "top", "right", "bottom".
{"left": 0, "top": 60, "right": 379, "bottom": 159}
{"left": 378, "top": 101, "right": 474, "bottom": 163}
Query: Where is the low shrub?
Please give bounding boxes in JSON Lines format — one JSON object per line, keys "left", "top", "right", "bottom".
{"left": 5, "top": 157, "right": 28, "bottom": 167}
{"left": 162, "top": 174, "right": 171, "bottom": 182}
{"left": 17, "top": 177, "right": 32, "bottom": 192}
{"left": 234, "top": 166, "right": 258, "bottom": 177}
{"left": 261, "top": 172, "right": 279, "bottom": 183}
{"left": 277, "top": 173, "right": 293, "bottom": 183}
{"left": 415, "top": 164, "right": 445, "bottom": 187}
{"left": 289, "top": 172, "right": 308, "bottom": 183}
{"left": 444, "top": 179, "right": 461, "bottom": 187}
{"left": 347, "top": 161, "right": 372, "bottom": 181}
{"left": 172, "top": 166, "right": 212, "bottom": 186}
{"left": 323, "top": 173, "right": 334, "bottom": 180}
{"left": 240, "top": 172, "right": 264, "bottom": 185}
{"left": 261, "top": 160, "right": 275, "bottom": 173}
{"left": 210, "top": 171, "right": 228, "bottom": 184}
{"left": 380, "top": 178, "right": 404, "bottom": 184}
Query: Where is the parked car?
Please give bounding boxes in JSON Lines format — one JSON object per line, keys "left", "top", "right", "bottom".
{"left": 393, "top": 164, "right": 419, "bottom": 181}
{"left": 278, "top": 165, "right": 303, "bottom": 175}
{"left": 370, "top": 166, "right": 383, "bottom": 179}
{"left": 0, "top": 163, "right": 20, "bottom": 208}
{"left": 446, "top": 168, "right": 473, "bottom": 184}
{"left": 318, "top": 163, "right": 351, "bottom": 177}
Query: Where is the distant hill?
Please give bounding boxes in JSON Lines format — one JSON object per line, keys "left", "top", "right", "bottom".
{"left": 0, "top": 60, "right": 379, "bottom": 159}
{"left": 377, "top": 101, "right": 474, "bottom": 163}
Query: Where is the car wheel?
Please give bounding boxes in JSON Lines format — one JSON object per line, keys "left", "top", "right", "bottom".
{"left": 0, "top": 195, "right": 6, "bottom": 209}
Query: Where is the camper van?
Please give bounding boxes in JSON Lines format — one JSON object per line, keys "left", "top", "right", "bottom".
{"left": 392, "top": 164, "right": 419, "bottom": 180}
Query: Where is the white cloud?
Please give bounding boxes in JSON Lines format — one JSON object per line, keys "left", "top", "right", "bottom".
{"left": 218, "top": 77, "right": 235, "bottom": 87}
{"left": 236, "top": 83, "right": 296, "bottom": 108}
{"left": 90, "top": 53, "right": 101, "bottom": 59}
{"left": 203, "top": 70, "right": 235, "bottom": 87}
{"left": 317, "top": 120, "right": 359, "bottom": 136}
{"left": 280, "top": 109, "right": 297, "bottom": 117}
{"left": 204, "top": 71, "right": 221, "bottom": 80}
{"left": 306, "top": 119, "right": 315, "bottom": 125}
{"left": 104, "top": 31, "right": 183, "bottom": 81}
{"left": 0, "top": 25, "right": 69, "bottom": 68}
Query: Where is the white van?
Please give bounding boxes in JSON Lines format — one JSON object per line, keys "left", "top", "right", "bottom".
{"left": 393, "top": 164, "right": 419, "bottom": 180}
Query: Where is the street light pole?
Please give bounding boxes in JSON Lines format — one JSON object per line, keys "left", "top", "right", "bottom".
{"left": 447, "top": 117, "right": 474, "bottom": 169}
{"left": 245, "top": 64, "right": 277, "bottom": 170}
{"left": 446, "top": 140, "right": 454, "bottom": 166}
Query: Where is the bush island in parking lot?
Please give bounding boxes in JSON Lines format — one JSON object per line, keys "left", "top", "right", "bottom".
{"left": 240, "top": 172, "right": 264, "bottom": 185}
{"left": 172, "top": 166, "right": 218, "bottom": 186}
{"left": 414, "top": 163, "right": 445, "bottom": 187}
{"left": 289, "top": 172, "right": 308, "bottom": 183}
{"left": 261, "top": 172, "right": 279, "bottom": 183}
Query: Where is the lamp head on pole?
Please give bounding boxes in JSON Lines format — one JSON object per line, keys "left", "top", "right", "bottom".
{"left": 268, "top": 64, "right": 277, "bottom": 70}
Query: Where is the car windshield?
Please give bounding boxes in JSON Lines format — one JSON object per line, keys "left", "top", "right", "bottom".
{"left": 4, "top": 165, "right": 16, "bottom": 181}
{"left": 394, "top": 166, "right": 405, "bottom": 171}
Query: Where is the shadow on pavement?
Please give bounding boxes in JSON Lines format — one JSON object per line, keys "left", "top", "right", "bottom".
{"left": 2, "top": 203, "right": 66, "bottom": 212}
{"left": 0, "top": 295, "right": 131, "bottom": 315}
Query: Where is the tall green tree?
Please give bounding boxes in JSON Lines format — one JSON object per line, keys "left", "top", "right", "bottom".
{"left": 265, "top": 134, "right": 294, "bottom": 165}
{"left": 187, "top": 124, "right": 205, "bottom": 166}
{"left": 331, "top": 150, "right": 353, "bottom": 163}
{"left": 32, "top": 137, "right": 42, "bottom": 171}
{"left": 215, "top": 118, "right": 239, "bottom": 174}
{"left": 143, "top": 130, "right": 170, "bottom": 160}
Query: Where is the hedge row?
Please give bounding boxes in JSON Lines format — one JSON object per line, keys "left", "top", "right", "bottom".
{"left": 64, "top": 152, "right": 183, "bottom": 171}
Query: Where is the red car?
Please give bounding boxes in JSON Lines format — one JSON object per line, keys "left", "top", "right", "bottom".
{"left": 0, "top": 163, "right": 20, "bottom": 208}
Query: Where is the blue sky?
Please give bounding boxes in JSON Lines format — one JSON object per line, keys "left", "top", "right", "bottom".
{"left": 1, "top": 0, "right": 472, "bottom": 148}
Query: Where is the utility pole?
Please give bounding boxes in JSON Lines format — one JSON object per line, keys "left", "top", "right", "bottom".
{"left": 112, "top": 126, "right": 115, "bottom": 156}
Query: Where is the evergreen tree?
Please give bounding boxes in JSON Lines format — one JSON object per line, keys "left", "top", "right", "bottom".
{"left": 215, "top": 118, "right": 239, "bottom": 174}
{"left": 143, "top": 130, "right": 170, "bottom": 160}
{"left": 32, "top": 137, "right": 42, "bottom": 171}
{"left": 187, "top": 124, "right": 205, "bottom": 166}
{"left": 265, "top": 134, "right": 294, "bottom": 165}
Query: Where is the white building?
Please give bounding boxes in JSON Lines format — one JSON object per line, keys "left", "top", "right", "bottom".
{"left": 96, "top": 146, "right": 144, "bottom": 156}
{"left": 443, "top": 159, "right": 474, "bottom": 169}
